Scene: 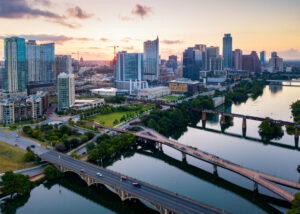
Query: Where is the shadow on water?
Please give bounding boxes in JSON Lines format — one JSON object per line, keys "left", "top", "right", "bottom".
{"left": 135, "top": 148, "right": 290, "bottom": 214}
{"left": 0, "top": 194, "right": 30, "bottom": 214}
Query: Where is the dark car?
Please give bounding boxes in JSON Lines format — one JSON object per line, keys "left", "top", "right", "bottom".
{"left": 132, "top": 182, "right": 141, "bottom": 188}
{"left": 30, "top": 145, "right": 36, "bottom": 148}
{"left": 80, "top": 169, "right": 86, "bottom": 173}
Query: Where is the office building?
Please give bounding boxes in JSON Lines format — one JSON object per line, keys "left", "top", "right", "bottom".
{"left": 115, "top": 52, "right": 143, "bottom": 81}
{"left": 223, "top": 34, "right": 233, "bottom": 69}
{"left": 58, "top": 72, "right": 75, "bottom": 110}
{"left": 143, "top": 37, "right": 159, "bottom": 81}
{"left": 242, "top": 51, "right": 261, "bottom": 72}
{"left": 206, "top": 46, "right": 223, "bottom": 71}
{"left": 4, "top": 37, "right": 27, "bottom": 93}
{"left": 169, "top": 78, "right": 202, "bottom": 94}
{"left": 260, "top": 51, "right": 266, "bottom": 66}
{"left": 55, "top": 55, "right": 72, "bottom": 79}
{"left": 183, "top": 45, "right": 206, "bottom": 80}
{"left": 26, "top": 40, "right": 40, "bottom": 82}
{"left": 167, "top": 55, "right": 178, "bottom": 72}
{"left": 40, "top": 43, "right": 55, "bottom": 81}
{"left": 234, "top": 49, "right": 243, "bottom": 70}
{"left": 269, "top": 52, "right": 283, "bottom": 72}
{"left": 0, "top": 66, "right": 5, "bottom": 89}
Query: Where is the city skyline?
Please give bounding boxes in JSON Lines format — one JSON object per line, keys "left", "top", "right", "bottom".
{"left": 0, "top": 0, "right": 300, "bottom": 60}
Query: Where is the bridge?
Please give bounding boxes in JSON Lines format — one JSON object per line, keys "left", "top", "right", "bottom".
{"left": 267, "top": 79, "right": 300, "bottom": 87}
{"left": 129, "top": 99, "right": 300, "bottom": 140}
{"left": 40, "top": 150, "right": 227, "bottom": 214}
{"left": 94, "top": 122, "right": 300, "bottom": 203}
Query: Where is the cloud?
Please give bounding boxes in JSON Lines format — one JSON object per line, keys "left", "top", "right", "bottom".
{"left": 100, "top": 38, "right": 109, "bottom": 42}
{"left": 121, "top": 37, "right": 132, "bottom": 43}
{"left": 162, "top": 40, "right": 183, "bottom": 45}
{"left": 131, "top": 4, "right": 152, "bottom": 18}
{"left": 0, "top": 34, "right": 93, "bottom": 44}
{"left": 0, "top": 0, "right": 79, "bottom": 28}
{"left": 67, "top": 6, "right": 93, "bottom": 19}
{"left": 118, "top": 15, "right": 132, "bottom": 21}
{"left": 277, "top": 49, "right": 300, "bottom": 60}
{"left": 33, "top": 0, "right": 52, "bottom": 7}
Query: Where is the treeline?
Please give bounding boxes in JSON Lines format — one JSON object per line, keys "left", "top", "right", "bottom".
{"left": 87, "top": 133, "right": 136, "bottom": 162}
{"left": 22, "top": 125, "right": 94, "bottom": 152}
{"left": 104, "top": 96, "right": 126, "bottom": 104}
{"left": 220, "top": 80, "right": 265, "bottom": 104}
{"left": 286, "top": 100, "right": 300, "bottom": 135}
{"left": 141, "top": 96, "right": 214, "bottom": 138}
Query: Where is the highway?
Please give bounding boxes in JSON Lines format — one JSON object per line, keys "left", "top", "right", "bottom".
{"left": 41, "top": 150, "right": 227, "bottom": 214}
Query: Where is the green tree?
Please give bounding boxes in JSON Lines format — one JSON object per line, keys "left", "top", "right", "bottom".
{"left": 43, "top": 165, "right": 63, "bottom": 180}
{"left": 1, "top": 171, "right": 31, "bottom": 197}
{"left": 87, "top": 149, "right": 99, "bottom": 162}
{"left": 24, "top": 151, "right": 35, "bottom": 162}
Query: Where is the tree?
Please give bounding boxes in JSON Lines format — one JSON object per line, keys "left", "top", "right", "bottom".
{"left": 85, "top": 132, "right": 95, "bottom": 140}
{"left": 87, "top": 149, "right": 99, "bottom": 162}
{"left": 259, "top": 118, "right": 284, "bottom": 140}
{"left": 86, "top": 142, "right": 96, "bottom": 151}
{"left": 1, "top": 171, "right": 31, "bottom": 197}
{"left": 43, "top": 165, "right": 63, "bottom": 180}
{"left": 24, "top": 151, "right": 35, "bottom": 162}
{"left": 70, "top": 152, "right": 82, "bottom": 160}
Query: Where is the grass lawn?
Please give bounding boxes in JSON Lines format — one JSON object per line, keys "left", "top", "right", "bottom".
{"left": 160, "top": 95, "right": 183, "bottom": 102}
{"left": 17, "top": 131, "right": 48, "bottom": 148}
{"left": 0, "top": 141, "right": 34, "bottom": 173}
{"left": 91, "top": 105, "right": 153, "bottom": 127}
{"left": 1, "top": 129, "right": 13, "bottom": 133}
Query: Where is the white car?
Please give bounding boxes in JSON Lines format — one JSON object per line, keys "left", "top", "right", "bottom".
{"left": 97, "top": 172, "right": 102, "bottom": 177}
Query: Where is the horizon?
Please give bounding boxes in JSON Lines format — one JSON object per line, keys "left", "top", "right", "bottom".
{"left": 0, "top": 0, "right": 300, "bottom": 60}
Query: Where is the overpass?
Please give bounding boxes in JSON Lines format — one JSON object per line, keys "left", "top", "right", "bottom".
{"left": 40, "top": 150, "right": 226, "bottom": 214}
{"left": 95, "top": 122, "right": 300, "bottom": 203}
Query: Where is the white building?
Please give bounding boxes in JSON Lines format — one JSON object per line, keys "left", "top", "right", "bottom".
{"left": 90, "top": 88, "right": 117, "bottom": 97}
{"left": 137, "top": 86, "right": 170, "bottom": 100}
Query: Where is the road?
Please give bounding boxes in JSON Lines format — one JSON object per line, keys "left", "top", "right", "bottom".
{"left": 41, "top": 150, "right": 226, "bottom": 214}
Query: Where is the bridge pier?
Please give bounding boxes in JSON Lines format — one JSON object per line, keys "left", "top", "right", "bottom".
{"left": 158, "top": 142, "right": 163, "bottom": 151}
{"left": 220, "top": 115, "right": 226, "bottom": 125}
{"left": 202, "top": 112, "right": 207, "bottom": 121}
{"left": 254, "top": 182, "right": 258, "bottom": 192}
{"left": 295, "top": 128, "right": 299, "bottom": 139}
{"left": 242, "top": 118, "right": 247, "bottom": 129}
{"left": 182, "top": 152, "right": 186, "bottom": 162}
{"left": 213, "top": 165, "right": 218, "bottom": 175}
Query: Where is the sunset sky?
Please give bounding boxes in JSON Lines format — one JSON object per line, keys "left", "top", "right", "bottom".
{"left": 0, "top": 0, "right": 300, "bottom": 60}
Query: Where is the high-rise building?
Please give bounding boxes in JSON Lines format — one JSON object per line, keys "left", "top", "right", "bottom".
{"left": 115, "top": 52, "right": 144, "bottom": 81}
{"left": 234, "top": 49, "right": 243, "bottom": 70}
{"left": 0, "top": 65, "right": 5, "bottom": 89}
{"left": 26, "top": 40, "right": 40, "bottom": 82}
{"left": 269, "top": 52, "right": 283, "bottom": 72}
{"left": 143, "top": 37, "right": 159, "bottom": 81}
{"left": 4, "top": 37, "right": 27, "bottom": 93}
{"left": 260, "top": 51, "right": 266, "bottom": 65}
{"left": 55, "top": 55, "right": 72, "bottom": 80}
{"left": 206, "top": 46, "right": 223, "bottom": 71}
{"left": 40, "top": 43, "right": 55, "bottom": 82}
{"left": 57, "top": 72, "right": 75, "bottom": 110}
{"left": 242, "top": 51, "right": 261, "bottom": 72}
{"left": 167, "top": 55, "right": 178, "bottom": 72}
{"left": 223, "top": 34, "right": 233, "bottom": 69}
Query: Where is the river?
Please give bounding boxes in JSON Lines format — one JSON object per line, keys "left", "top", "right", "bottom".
{"left": 1, "top": 85, "right": 300, "bottom": 214}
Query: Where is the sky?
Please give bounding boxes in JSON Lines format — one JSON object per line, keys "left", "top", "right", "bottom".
{"left": 0, "top": 0, "right": 300, "bottom": 60}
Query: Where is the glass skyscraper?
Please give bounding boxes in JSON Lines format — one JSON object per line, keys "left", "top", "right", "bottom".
{"left": 143, "top": 37, "right": 159, "bottom": 81}
{"left": 183, "top": 45, "right": 204, "bottom": 80}
{"left": 223, "top": 34, "right": 233, "bottom": 69}
{"left": 40, "top": 43, "right": 55, "bottom": 82}
{"left": 58, "top": 72, "right": 75, "bottom": 110}
{"left": 115, "top": 52, "right": 143, "bottom": 81}
{"left": 4, "top": 37, "right": 27, "bottom": 93}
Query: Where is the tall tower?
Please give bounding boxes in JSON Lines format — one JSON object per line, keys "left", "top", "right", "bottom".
{"left": 234, "top": 49, "right": 243, "bottom": 70}
{"left": 260, "top": 51, "right": 266, "bottom": 66}
{"left": 58, "top": 72, "right": 75, "bottom": 110}
{"left": 143, "top": 36, "right": 159, "bottom": 81}
{"left": 223, "top": 34, "right": 233, "bottom": 69}
{"left": 4, "top": 37, "right": 27, "bottom": 93}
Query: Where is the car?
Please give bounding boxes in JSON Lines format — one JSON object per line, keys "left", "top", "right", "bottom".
{"left": 80, "top": 169, "right": 86, "bottom": 173}
{"left": 30, "top": 145, "right": 36, "bottom": 148}
{"left": 96, "top": 172, "right": 102, "bottom": 177}
{"left": 132, "top": 182, "right": 141, "bottom": 188}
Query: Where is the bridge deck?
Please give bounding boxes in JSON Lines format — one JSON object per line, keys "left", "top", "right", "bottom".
{"left": 41, "top": 150, "right": 226, "bottom": 214}
{"left": 95, "top": 123, "right": 299, "bottom": 203}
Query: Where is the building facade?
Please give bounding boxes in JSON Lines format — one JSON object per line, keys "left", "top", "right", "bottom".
{"left": 242, "top": 51, "right": 261, "bottom": 72}
{"left": 40, "top": 43, "right": 55, "bottom": 82}
{"left": 206, "top": 46, "right": 223, "bottom": 71}
{"left": 234, "top": 49, "right": 243, "bottom": 70}
{"left": 4, "top": 37, "right": 27, "bottom": 93}
{"left": 223, "top": 34, "right": 233, "bottom": 69}
{"left": 55, "top": 55, "right": 72, "bottom": 80}
{"left": 260, "top": 51, "right": 266, "bottom": 66}
{"left": 115, "top": 52, "right": 143, "bottom": 81}
{"left": 269, "top": 52, "right": 283, "bottom": 72}
{"left": 143, "top": 37, "right": 159, "bottom": 81}
{"left": 169, "top": 79, "right": 202, "bottom": 94}
{"left": 58, "top": 73, "right": 75, "bottom": 110}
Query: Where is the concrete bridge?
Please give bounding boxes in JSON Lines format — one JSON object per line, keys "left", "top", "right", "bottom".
{"left": 94, "top": 122, "right": 300, "bottom": 203}
{"left": 40, "top": 150, "right": 227, "bottom": 214}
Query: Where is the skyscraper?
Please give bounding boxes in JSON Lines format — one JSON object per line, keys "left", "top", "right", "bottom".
{"left": 115, "top": 52, "right": 144, "bottom": 81}
{"left": 260, "top": 51, "right": 266, "bottom": 65}
{"left": 143, "top": 37, "right": 159, "bottom": 81}
{"left": 242, "top": 51, "right": 261, "bottom": 72}
{"left": 234, "top": 49, "right": 243, "bottom": 70}
{"left": 40, "top": 43, "right": 55, "bottom": 82}
{"left": 206, "top": 46, "right": 223, "bottom": 71}
{"left": 269, "top": 52, "right": 283, "bottom": 72}
{"left": 4, "top": 37, "right": 27, "bottom": 93}
{"left": 58, "top": 72, "right": 75, "bottom": 110}
{"left": 26, "top": 40, "right": 40, "bottom": 82}
{"left": 223, "top": 34, "right": 233, "bottom": 69}
{"left": 55, "top": 55, "right": 72, "bottom": 80}
{"left": 182, "top": 45, "right": 205, "bottom": 80}
{"left": 167, "top": 55, "right": 178, "bottom": 72}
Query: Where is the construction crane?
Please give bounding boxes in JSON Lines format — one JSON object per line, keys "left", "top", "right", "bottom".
{"left": 71, "top": 51, "right": 80, "bottom": 61}
{"left": 109, "top": 46, "right": 119, "bottom": 62}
